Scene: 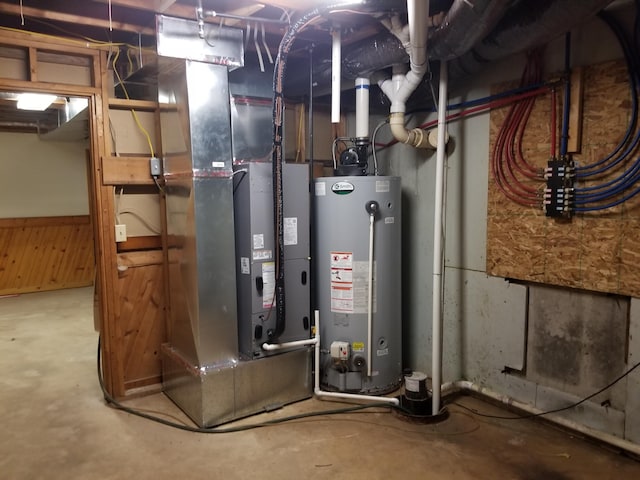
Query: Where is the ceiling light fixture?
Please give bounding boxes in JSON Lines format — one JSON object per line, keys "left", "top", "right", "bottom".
{"left": 16, "top": 93, "right": 57, "bottom": 111}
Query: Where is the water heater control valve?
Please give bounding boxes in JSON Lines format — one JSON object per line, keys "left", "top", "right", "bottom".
{"left": 330, "top": 341, "right": 350, "bottom": 361}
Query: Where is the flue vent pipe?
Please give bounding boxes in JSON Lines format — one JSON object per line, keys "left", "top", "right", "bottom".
{"left": 355, "top": 77, "right": 370, "bottom": 139}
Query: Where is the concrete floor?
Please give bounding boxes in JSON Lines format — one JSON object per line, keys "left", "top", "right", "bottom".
{"left": 1, "top": 287, "right": 640, "bottom": 480}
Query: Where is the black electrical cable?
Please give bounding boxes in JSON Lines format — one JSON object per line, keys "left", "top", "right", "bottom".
{"left": 450, "top": 359, "right": 640, "bottom": 421}
{"left": 96, "top": 337, "right": 406, "bottom": 433}
{"left": 270, "top": 1, "right": 367, "bottom": 340}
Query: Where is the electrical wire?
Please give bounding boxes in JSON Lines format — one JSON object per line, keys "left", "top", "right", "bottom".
{"left": 450, "top": 358, "right": 640, "bottom": 420}
{"left": 370, "top": 119, "right": 389, "bottom": 175}
{"left": 111, "top": 49, "right": 155, "bottom": 158}
{"left": 96, "top": 336, "right": 405, "bottom": 433}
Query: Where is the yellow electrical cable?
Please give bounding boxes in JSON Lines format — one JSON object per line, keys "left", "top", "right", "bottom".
{"left": 0, "top": 24, "right": 156, "bottom": 158}
{"left": 111, "top": 48, "right": 155, "bottom": 158}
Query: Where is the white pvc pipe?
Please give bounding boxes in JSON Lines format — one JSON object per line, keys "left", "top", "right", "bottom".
{"left": 262, "top": 338, "right": 318, "bottom": 351}
{"left": 444, "top": 381, "right": 640, "bottom": 457}
{"left": 331, "top": 28, "right": 341, "bottom": 124}
{"left": 355, "top": 77, "right": 370, "bottom": 138}
{"left": 313, "top": 310, "right": 399, "bottom": 406}
{"left": 367, "top": 211, "right": 375, "bottom": 377}
{"left": 376, "top": 1, "right": 432, "bottom": 148}
{"left": 431, "top": 60, "right": 448, "bottom": 416}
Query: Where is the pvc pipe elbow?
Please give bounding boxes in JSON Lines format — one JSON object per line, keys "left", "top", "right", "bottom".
{"left": 389, "top": 113, "right": 431, "bottom": 149}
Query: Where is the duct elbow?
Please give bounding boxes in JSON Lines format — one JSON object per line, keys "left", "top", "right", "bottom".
{"left": 389, "top": 113, "right": 432, "bottom": 149}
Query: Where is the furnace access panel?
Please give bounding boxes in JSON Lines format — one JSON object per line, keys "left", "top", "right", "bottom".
{"left": 233, "top": 162, "right": 310, "bottom": 358}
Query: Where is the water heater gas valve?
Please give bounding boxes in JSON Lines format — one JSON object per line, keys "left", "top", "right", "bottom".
{"left": 330, "top": 341, "right": 350, "bottom": 361}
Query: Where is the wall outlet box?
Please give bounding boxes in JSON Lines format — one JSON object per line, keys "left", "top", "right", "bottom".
{"left": 150, "top": 157, "right": 161, "bottom": 177}
{"left": 115, "top": 224, "right": 127, "bottom": 243}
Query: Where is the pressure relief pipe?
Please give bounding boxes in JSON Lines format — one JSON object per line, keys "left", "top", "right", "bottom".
{"left": 365, "top": 201, "right": 379, "bottom": 377}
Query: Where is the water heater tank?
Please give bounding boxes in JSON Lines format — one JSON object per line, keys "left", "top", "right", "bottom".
{"left": 314, "top": 176, "right": 402, "bottom": 394}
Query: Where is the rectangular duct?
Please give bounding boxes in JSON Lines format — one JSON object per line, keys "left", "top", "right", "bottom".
{"left": 157, "top": 16, "right": 311, "bottom": 427}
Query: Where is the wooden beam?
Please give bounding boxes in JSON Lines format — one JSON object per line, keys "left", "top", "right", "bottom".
{"left": 28, "top": 47, "right": 37, "bottom": 82}
{"left": 102, "top": 155, "right": 155, "bottom": 185}
{"left": 568, "top": 66, "right": 584, "bottom": 154}
{"left": 0, "top": 3, "right": 155, "bottom": 36}
{"left": 117, "top": 235, "right": 163, "bottom": 252}
{"left": 117, "top": 250, "right": 164, "bottom": 267}
{"left": 108, "top": 98, "right": 159, "bottom": 110}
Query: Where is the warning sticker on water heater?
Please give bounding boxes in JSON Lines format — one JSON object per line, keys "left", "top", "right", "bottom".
{"left": 376, "top": 180, "right": 390, "bottom": 193}
{"left": 330, "top": 252, "right": 354, "bottom": 312}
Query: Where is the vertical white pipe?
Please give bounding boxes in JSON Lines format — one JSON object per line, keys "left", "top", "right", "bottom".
{"left": 432, "top": 61, "right": 448, "bottom": 415}
{"left": 367, "top": 212, "right": 375, "bottom": 377}
{"left": 331, "top": 28, "right": 341, "bottom": 124}
{"left": 355, "top": 77, "right": 370, "bottom": 138}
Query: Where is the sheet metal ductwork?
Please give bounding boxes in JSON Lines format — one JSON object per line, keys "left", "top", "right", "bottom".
{"left": 285, "top": 0, "right": 615, "bottom": 100}
{"left": 157, "top": 15, "right": 311, "bottom": 428}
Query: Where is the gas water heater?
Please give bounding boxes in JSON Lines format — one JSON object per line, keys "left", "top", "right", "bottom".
{"left": 314, "top": 175, "right": 402, "bottom": 394}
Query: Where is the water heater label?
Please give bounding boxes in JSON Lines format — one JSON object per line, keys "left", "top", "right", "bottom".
{"left": 262, "top": 262, "right": 275, "bottom": 308}
{"left": 330, "top": 251, "right": 354, "bottom": 313}
{"left": 376, "top": 180, "right": 390, "bottom": 193}
{"left": 331, "top": 181, "right": 355, "bottom": 194}
{"left": 385, "top": 217, "right": 395, "bottom": 224}
{"left": 352, "top": 261, "right": 377, "bottom": 314}
{"left": 315, "top": 182, "right": 326, "bottom": 196}
{"left": 352, "top": 342, "right": 365, "bottom": 352}
{"left": 331, "top": 252, "right": 353, "bottom": 269}
{"left": 284, "top": 217, "right": 298, "bottom": 246}
{"left": 377, "top": 348, "right": 389, "bottom": 357}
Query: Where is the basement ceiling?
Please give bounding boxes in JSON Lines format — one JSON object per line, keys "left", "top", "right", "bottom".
{"left": 0, "top": 1, "right": 619, "bottom": 131}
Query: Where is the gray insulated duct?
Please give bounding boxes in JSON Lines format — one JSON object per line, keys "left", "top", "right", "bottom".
{"left": 448, "top": 0, "right": 616, "bottom": 78}
{"left": 284, "top": 0, "right": 616, "bottom": 99}
{"left": 285, "top": 0, "right": 507, "bottom": 96}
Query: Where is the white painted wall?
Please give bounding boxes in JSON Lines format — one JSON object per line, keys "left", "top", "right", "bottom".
{"left": 350, "top": 1, "right": 640, "bottom": 446}
{"left": 0, "top": 132, "right": 89, "bottom": 218}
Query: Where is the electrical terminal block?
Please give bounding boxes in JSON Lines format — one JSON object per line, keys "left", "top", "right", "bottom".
{"left": 544, "top": 157, "right": 575, "bottom": 218}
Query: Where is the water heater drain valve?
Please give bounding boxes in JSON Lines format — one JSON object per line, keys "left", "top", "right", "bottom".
{"left": 330, "top": 341, "right": 350, "bottom": 361}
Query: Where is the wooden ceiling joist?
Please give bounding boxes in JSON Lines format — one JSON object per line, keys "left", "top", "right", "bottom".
{"left": 0, "top": 2, "right": 155, "bottom": 36}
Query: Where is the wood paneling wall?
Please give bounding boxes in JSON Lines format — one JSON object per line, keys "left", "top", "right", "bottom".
{"left": 0, "top": 216, "right": 94, "bottom": 295}
{"left": 116, "top": 251, "right": 165, "bottom": 391}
